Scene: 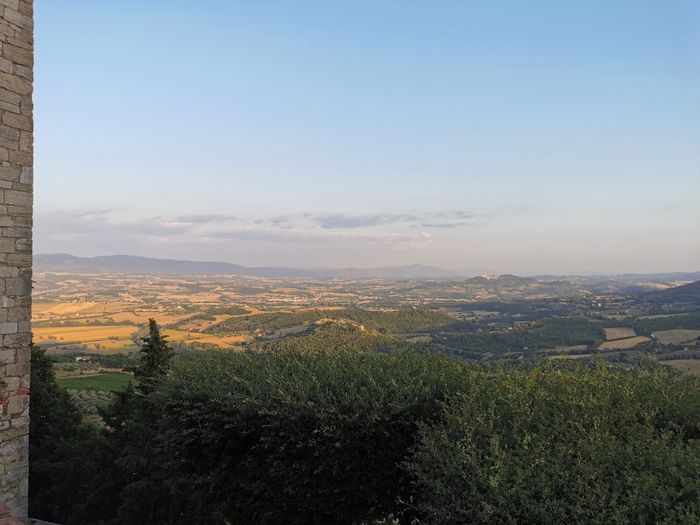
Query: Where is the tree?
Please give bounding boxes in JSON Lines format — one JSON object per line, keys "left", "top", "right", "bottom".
{"left": 132, "top": 319, "right": 173, "bottom": 394}
{"left": 29, "top": 346, "right": 100, "bottom": 523}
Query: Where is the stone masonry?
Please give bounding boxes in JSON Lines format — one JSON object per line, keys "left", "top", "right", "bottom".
{"left": 0, "top": 0, "right": 32, "bottom": 519}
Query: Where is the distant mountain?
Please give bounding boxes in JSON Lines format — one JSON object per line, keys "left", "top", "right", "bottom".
{"left": 34, "top": 254, "right": 458, "bottom": 280}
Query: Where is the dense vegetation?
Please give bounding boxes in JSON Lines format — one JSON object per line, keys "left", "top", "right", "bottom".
{"left": 207, "top": 307, "right": 455, "bottom": 335}
{"left": 439, "top": 317, "right": 604, "bottom": 358}
{"left": 29, "top": 320, "right": 700, "bottom": 524}
{"left": 28, "top": 347, "right": 101, "bottom": 520}
{"left": 634, "top": 311, "right": 700, "bottom": 335}
{"left": 249, "top": 322, "right": 415, "bottom": 354}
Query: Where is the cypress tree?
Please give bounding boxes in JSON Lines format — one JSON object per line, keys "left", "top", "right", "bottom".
{"left": 133, "top": 318, "right": 173, "bottom": 394}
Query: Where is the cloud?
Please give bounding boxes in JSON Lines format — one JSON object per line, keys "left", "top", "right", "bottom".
{"left": 421, "top": 222, "right": 470, "bottom": 229}
{"left": 36, "top": 211, "right": 188, "bottom": 239}
{"left": 172, "top": 214, "right": 237, "bottom": 224}
{"left": 313, "top": 213, "right": 420, "bottom": 229}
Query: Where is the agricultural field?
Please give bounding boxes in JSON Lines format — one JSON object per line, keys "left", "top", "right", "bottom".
{"left": 599, "top": 336, "right": 652, "bottom": 350}
{"left": 31, "top": 271, "right": 700, "bottom": 374}
{"left": 57, "top": 372, "right": 134, "bottom": 392}
{"left": 33, "top": 325, "right": 139, "bottom": 353}
{"left": 603, "top": 327, "right": 636, "bottom": 340}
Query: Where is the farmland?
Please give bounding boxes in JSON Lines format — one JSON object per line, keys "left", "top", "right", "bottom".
{"left": 603, "top": 327, "right": 636, "bottom": 340}
{"left": 57, "top": 372, "right": 133, "bottom": 392}
{"left": 31, "top": 271, "right": 700, "bottom": 373}
{"left": 598, "top": 336, "right": 652, "bottom": 350}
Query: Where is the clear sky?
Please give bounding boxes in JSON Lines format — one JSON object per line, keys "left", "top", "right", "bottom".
{"left": 35, "top": 1, "right": 700, "bottom": 274}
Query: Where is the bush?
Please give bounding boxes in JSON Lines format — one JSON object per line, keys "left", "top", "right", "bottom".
{"left": 405, "top": 364, "right": 700, "bottom": 524}
{"left": 151, "top": 350, "right": 468, "bottom": 524}
{"left": 34, "top": 348, "right": 700, "bottom": 524}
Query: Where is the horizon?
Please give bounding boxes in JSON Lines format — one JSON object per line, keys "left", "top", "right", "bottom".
{"left": 36, "top": 1, "right": 700, "bottom": 274}
{"left": 33, "top": 252, "right": 700, "bottom": 277}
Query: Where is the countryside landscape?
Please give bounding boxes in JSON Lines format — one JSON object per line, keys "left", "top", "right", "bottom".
{"left": 32, "top": 254, "right": 700, "bottom": 399}
{"left": 13, "top": 2, "right": 699, "bottom": 524}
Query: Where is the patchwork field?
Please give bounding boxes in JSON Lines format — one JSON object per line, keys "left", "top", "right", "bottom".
{"left": 603, "top": 327, "right": 636, "bottom": 340}
{"left": 33, "top": 325, "right": 138, "bottom": 352}
{"left": 599, "top": 336, "right": 651, "bottom": 350}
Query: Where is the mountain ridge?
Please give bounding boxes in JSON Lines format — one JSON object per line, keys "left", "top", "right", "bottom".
{"left": 34, "top": 253, "right": 459, "bottom": 280}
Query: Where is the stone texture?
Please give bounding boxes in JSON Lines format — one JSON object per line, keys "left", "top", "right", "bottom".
{"left": 0, "top": 0, "right": 31, "bottom": 518}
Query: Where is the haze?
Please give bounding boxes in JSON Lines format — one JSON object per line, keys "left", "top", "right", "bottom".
{"left": 35, "top": 1, "right": 700, "bottom": 274}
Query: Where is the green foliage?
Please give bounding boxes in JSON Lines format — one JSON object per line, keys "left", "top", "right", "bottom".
{"left": 67, "top": 388, "right": 115, "bottom": 415}
{"left": 249, "top": 322, "right": 414, "bottom": 354}
{"left": 634, "top": 311, "right": 700, "bottom": 336}
{"left": 208, "top": 307, "right": 454, "bottom": 335}
{"left": 441, "top": 317, "right": 604, "bottom": 358}
{"left": 29, "top": 347, "right": 101, "bottom": 523}
{"left": 151, "top": 350, "right": 467, "bottom": 524}
{"left": 131, "top": 319, "right": 173, "bottom": 394}
{"left": 405, "top": 364, "right": 700, "bottom": 524}
{"left": 32, "top": 348, "right": 700, "bottom": 524}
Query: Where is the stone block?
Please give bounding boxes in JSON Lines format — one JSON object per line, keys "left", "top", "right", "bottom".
{"left": 5, "top": 277, "right": 28, "bottom": 295}
{"left": 2, "top": 190, "right": 29, "bottom": 207}
{"left": 0, "top": 124, "right": 18, "bottom": 142}
{"left": 0, "top": 322, "right": 17, "bottom": 335}
{"left": 1, "top": 43, "right": 29, "bottom": 67}
{"left": 2, "top": 332, "right": 29, "bottom": 347}
{"left": 0, "top": 237, "right": 12, "bottom": 252}
{"left": 0, "top": 71, "right": 28, "bottom": 94}
{"left": 1, "top": 112, "right": 29, "bottom": 131}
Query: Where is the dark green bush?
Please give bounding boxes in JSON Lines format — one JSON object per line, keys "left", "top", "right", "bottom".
{"left": 152, "top": 350, "right": 468, "bottom": 524}
{"left": 31, "top": 347, "right": 700, "bottom": 524}
{"left": 405, "top": 365, "right": 700, "bottom": 524}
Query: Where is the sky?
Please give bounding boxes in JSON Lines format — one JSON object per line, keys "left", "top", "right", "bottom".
{"left": 35, "top": 1, "right": 700, "bottom": 274}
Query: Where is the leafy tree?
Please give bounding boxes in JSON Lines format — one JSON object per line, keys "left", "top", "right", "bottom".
{"left": 28, "top": 346, "right": 100, "bottom": 523}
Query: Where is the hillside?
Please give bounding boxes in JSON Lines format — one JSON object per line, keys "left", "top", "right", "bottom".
{"left": 646, "top": 280, "right": 700, "bottom": 306}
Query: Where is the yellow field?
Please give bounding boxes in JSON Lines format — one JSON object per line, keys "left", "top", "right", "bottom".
{"left": 598, "top": 336, "right": 651, "bottom": 350}
{"left": 33, "top": 301, "right": 138, "bottom": 319}
{"left": 33, "top": 325, "right": 138, "bottom": 352}
{"left": 162, "top": 329, "right": 249, "bottom": 348}
{"left": 653, "top": 330, "right": 700, "bottom": 345}
{"left": 603, "top": 327, "right": 636, "bottom": 341}
{"left": 110, "top": 310, "right": 194, "bottom": 325}
{"left": 177, "top": 314, "right": 231, "bottom": 332}
{"left": 33, "top": 325, "right": 137, "bottom": 342}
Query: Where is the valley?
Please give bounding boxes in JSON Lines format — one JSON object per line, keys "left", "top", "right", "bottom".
{"left": 33, "top": 268, "right": 700, "bottom": 377}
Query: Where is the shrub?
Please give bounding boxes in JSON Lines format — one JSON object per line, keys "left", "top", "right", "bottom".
{"left": 151, "top": 350, "right": 469, "bottom": 524}
{"left": 405, "top": 364, "right": 700, "bottom": 524}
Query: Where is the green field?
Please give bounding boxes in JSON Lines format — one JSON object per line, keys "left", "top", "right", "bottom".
{"left": 57, "top": 372, "right": 134, "bottom": 392}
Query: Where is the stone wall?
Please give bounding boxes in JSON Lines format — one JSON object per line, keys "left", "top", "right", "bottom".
{"left": 0, "top": 0, "right": 32, "bottom": 519}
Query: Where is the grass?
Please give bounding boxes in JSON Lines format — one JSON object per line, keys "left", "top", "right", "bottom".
{"left": 57, "top": 372, "right": 134, "bottom": 392}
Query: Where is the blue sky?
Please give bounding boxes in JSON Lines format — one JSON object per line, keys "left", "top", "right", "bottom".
{"left": 35, "top": 1, "right": 700, "bottom": 273}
